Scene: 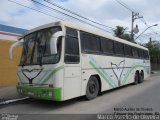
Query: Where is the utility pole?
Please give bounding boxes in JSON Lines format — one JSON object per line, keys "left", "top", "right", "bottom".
{"left": 149, "top": 37, "right": 152, "bottom": 46}
{"left": 131, "top": 12, "right": 134, "bottom": 41}
{"left": 131, "top": 12, "right": 143, "bottom": 42}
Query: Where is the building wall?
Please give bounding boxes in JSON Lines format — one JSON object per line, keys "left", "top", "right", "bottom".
{"left": 0, "top": 39, "right": 22, "bottom": 86}
{"left": 0, "top": 24, "right": 27, "bottom": 86}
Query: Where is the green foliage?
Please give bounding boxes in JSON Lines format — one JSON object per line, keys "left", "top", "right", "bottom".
{"left": 114, "top": 26, "right": 125, "bottom": 38}
{"left": 144, "top": 41, "right": 160, "bottom": 64}
{"left": 123, "top": 34, "right": 131, "bottom": 41}
{"left": 114, "top": 26, "right": 131, "bottom": 41}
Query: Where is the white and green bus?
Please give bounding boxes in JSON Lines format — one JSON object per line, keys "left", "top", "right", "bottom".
{"left": 9, "top": 21, "right": 150, "bottom": 101}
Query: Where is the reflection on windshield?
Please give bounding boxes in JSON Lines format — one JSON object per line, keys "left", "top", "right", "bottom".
{"left": 20, "top": 26, "right": 62, "bottom": 66}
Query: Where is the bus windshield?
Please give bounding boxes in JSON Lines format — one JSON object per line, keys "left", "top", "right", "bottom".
{"left": 20, "top": 26, "right": 62, "bottom": 66}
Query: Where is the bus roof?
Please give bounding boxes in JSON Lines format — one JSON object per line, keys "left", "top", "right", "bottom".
{"left": 24, "top": 21, "right": 148, "bottom": 51}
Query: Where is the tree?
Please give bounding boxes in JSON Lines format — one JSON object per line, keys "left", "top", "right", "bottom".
{"left": 144, "top": 40, "right": 160, "bottom": 64}
{"left": 114, "top": 26, "right": 125, "bottom": 38}
{"left": 114, "top": 26, "right": 131, "bottom": 41}
{"left": 122, "top": 33, "right": 131, "bottom": 41}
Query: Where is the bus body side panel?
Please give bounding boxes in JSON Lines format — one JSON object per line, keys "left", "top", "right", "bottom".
{"left": 81, "top": 54, "right": 151, "bottom": 95}
{"left": 62, "top": 28, "right": 82, "bottom": 101}
{"left": 81, "top": 54, "right": 126, "bottom": 95}
{"left": 63, "top": 64, "right": 81, "bottom": 100}
{"left": 144, "top": 59, "right": 151, "bottom": 79}
{"left": 124, "top": 58, "right": 141, "bottom": 84}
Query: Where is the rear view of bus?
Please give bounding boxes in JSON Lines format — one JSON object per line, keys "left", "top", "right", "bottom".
{"left": 9, "top": 22, "right": 66, "bottom": 101}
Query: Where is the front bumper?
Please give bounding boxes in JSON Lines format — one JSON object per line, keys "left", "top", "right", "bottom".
{"left": 17, "top": 85, "right": 62, "bottom": 101}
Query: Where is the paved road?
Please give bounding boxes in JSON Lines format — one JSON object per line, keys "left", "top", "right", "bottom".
{"left": 0, "top": 72, "right": 160, "bottom": 119}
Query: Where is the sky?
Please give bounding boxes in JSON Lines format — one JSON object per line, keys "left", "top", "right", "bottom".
{"left": 0, "top": 0, "right": 160, "bottom": 43}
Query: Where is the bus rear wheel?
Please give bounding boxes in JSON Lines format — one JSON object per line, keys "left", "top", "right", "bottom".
{"left": 139, "top": 71, "right": 144, "bottom": 83}
{"left": 134, "top": 72, "right": 139, "bottom": 85}
{"left": 86, "top": 76, "right": 99, "bottom": 100}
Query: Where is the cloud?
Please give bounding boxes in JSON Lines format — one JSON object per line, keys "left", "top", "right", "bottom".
{"left": 0, "top": 0, "right": 159, "bottom": 42}
{"left": 54, "top": 0, "right": 69, "bottom": 2}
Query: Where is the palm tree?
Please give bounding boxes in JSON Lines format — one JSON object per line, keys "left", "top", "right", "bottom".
{"left": 114, "top": 26, "right": 125, "bottom": 38}
{"left": 114, "top": 26, "right": 131, "bottom": 41}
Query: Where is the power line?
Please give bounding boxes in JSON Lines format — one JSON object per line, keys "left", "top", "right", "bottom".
{"left": 118, "top": 2, "right": 158, "bottom": 36}
{"left": 139, "top": 34, "right": 160, "bottom": 38}
{"left": 7, "top": 0, "right": 65, "bottom": 21}
{"left": 115, "top": 0, "right": 160, "bottom": 42}
{"left": 8, "top": 0, "right": 113, "bottom": 34}
{"left": 114, "top": 0, "right": 159, "bottom": 40}
{"left": 28, "top": 0, "right": 113, "bottom": 33}
{"left": 43, "top": 0, "right": 115, "bottom": 30}
{"left": 142, "top": 30, "right": 160, "bottom": 35}
{"left": 140, "top": 18, "right": 160, "bottom": 38}
{"left": 114, "top": 0, "right": 135, "bottom": 12}
{"left": 141, "top": 19, "right": 153, "bottom": 31}
{"left": 117, "top": 0, "right": 137, "bottom": 12}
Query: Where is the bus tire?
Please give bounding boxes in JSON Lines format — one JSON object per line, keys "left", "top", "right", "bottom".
{"left": 86, "top": 76, "right": 99, "bottom": 100}
{"left": 134, "top": 72, "right": 139, "bottom": 85}
{"left": 139, "top": 71, "right": 144, "bottom": 83}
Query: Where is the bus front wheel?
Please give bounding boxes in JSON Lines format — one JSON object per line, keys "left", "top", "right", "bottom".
{"left": 86, "top": 76, "right": 99, "bottom": 100}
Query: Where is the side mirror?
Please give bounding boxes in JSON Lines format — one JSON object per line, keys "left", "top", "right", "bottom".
{"left": 9, "top": 40, "right": 23, "bottom": 59}
{"left": 50, "top": 31, "right": 64, "bottom": 54}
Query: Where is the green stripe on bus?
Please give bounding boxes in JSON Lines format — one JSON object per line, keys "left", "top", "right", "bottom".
{"left": 41, "top": 65, "right": 64, "bottom": 84}
{"left": 53, "top": 87, "right": 62, "bottom": 101}
{"left": 90, "top": 61, "right": 114, "bottom": 88}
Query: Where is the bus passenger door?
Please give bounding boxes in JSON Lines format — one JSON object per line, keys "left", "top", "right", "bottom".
{"left": 63, "top": 28, "right": 81, "bottom": 100}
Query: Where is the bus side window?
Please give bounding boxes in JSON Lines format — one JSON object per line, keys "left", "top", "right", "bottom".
{"left": 132, "top": 47, "right": 138, "bottom": 58}
{"left": 138, "top": 49, "right": 144, "bottom": 58}
{"left": 144, "top": 50, "right": 149, "bottom": 59}
{"left": 64, "top": 27, "right": 80, "bottom": 63}
{"left": 114, "top": 41, "right": 124, "bottom": 56}
{"left": 100, "top": 38, "right": 114, "bottom": 54}
{"left": 124, "top": 45, "right": 132, "bottom": 57}
{"left": 80, "top": 31, "right": 101, "bottom": 53}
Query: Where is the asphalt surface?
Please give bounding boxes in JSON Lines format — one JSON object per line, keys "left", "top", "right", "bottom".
{"left": 0, "top": 86, "right": 23, "bottom": 100}
{"left": 0, "top": 72, "right": 160, "bottom": 120}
